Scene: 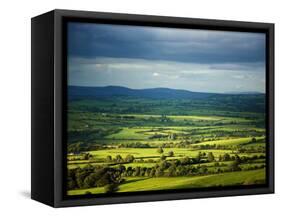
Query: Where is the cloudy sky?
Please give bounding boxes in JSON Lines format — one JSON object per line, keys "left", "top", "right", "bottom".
{"left": 67, "top": 22, "right": 266, "bottom": 93}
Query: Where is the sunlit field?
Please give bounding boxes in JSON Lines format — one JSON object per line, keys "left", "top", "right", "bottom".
{"left": 67, "top": 93, "right": 266, "bottom": 195}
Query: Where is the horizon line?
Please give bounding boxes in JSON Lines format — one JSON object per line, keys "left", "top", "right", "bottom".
{"left": 68, "top": 85, "right": 265, "bottom": 95}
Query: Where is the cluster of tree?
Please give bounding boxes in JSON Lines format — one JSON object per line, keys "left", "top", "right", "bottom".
{"left": 119, "top": 153, "right": 245, "bottom": 178}
{"left": 147, "top": 131, "right": 176, "bottom": 141}
{"left": 241, "top": 163, "right": 265, "bottom": 171}
{"left": 68, "top": 142, "right": 88, "bottom": 154}
{"left": 199, "top": 130, "right": 264, "bottom": 138}
{"left": 236, "top": 138, "right": 266, "bottom": 153}
{"left": 157, "top": 147, "right": 164, "bottom": 154}
{"left": 105, "top": 154, "right": 161, "bottom": 164}
{"left": 115, "top": 115, "right": 136, "bottom": 119}
{"left": 71, "top": 155, "right": 265, "bottom": 190}
{"left": 68, "top": 152, "right": 266, "bottom": 192}
{"left": 156, "top": 148, "right": 174, "bottom": 157}
{"left": 118, "top": 142, "right": 151, "bottom": 148}
{"left": 238, "top": 146, "right": 265, "bottom": 154}
{"left": 121, "top": 158, "right": 264, "bottom": 178}
{"left": 82, "top": 153, "right": 93, "bottom": 160}
{"left": 68, "top": 143, "right": 113, "bottom": 155}
{"left": 160, "top": 141, "right": 190, "bottom": 148}
{"left": 67, "top": 166, "right": 124, "bottom": 193}
{"left": 218, "top": 153, "right": 265, "bottom": 163}
{"left": 68, "top": 142, "right": 114, "bottom": 154}
{"left": 68, "top": 153, "right": 94, "bottom": 161}
{"left": 191, "top": 144, "right": 243, "bottom": 151}
{"left": 148, "top": 133, "right": 168, "bottom": 139}
{"left": 160, "top": 114, "right": 171, "bottom": 123}
{"left": 106, "top": 154, "right": 135, "bottom": 163}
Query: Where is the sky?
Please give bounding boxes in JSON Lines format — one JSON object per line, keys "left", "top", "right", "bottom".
{"left": 67, "top": 22, "right": 266, "bottom": 93}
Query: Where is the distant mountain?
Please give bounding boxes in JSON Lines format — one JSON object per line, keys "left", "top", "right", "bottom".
{"left": 68, "top": 86, "right": 263, "bottom": 100}
{"left": 224, "top": 91, "right": 263, "bottom": 95}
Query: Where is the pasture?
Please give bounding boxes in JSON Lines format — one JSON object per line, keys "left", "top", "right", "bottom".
{"left": 66, "top": 95, "right": 266, "bottom": 195}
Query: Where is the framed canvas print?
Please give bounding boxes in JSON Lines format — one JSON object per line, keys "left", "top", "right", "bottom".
{"left": 31, "top": 9, "right": 274, "bottom": 207}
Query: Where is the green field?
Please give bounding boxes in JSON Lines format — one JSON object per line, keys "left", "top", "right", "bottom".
{"left": 68, "top": 169, "right": 265, "bottom": 195}
{"left": 66, "top": 94, "right": 266, "bottom": 195}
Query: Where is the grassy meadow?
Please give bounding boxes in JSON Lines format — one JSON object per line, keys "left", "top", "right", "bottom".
{"left": 66, "top": 93, "right": 266, "bottom": 196}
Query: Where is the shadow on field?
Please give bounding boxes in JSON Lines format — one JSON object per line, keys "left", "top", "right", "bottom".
{"left": 124, "top": 177, "right": 149, "bottom": 185}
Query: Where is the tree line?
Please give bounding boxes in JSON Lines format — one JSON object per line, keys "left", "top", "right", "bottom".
{"left": 68, "top": 152, "right": 265, "bottom": 193}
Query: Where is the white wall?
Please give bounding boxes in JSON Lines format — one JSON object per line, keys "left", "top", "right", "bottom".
{"left": 0, "top": 0, "right": 279, "bottom": 215}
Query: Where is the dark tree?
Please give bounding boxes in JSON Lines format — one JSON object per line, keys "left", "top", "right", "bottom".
{"left": 157, "top": 147, "right": 164, "bottom": 154}
{"left": 125, "top": 154, "right": 135, "bottom": 162}
{"left": 160, "top": 155, "right": 166, "bottom": 161}
{"left": 155, "top": 168, "right": 164, "bottom": 177}
{"left": 168, "top": 150, "right": 174, "bottom": 157}
{"left": 115, "top": 154, "right": 123, "bottom": 163}
{"left": 196, "top": 151, "right": 203, "bottom": 162}
{"left": 83, "top": 173, "right": 100, "bottom": 188}
{"left": 149, "top": 168, "right": 156, "bottom": 177}
{"left": 229, "top": 161, "right": 241, "bottom": 171}
{"left": 181, "top": 156, "right": 191, "bottom": 165}
{"left": 106, "top": 155, "right": 112, "bottom": 162}
{"left": 126, "top": 166, "right": 133, "bottom": 176}
{"left": 222, "top": 153, "right": 231, "bottom": 161}
{"left": 207, "top": 152, "right": 215, "bottom": 162}
{"left": 104, "top": 184, "right": 118, "bottom": 193}
{"left": 167, "top": 165, "right": 177, "bottom": 177}
{"left": 134, "top": 167, "right": 141, "bottom": 176}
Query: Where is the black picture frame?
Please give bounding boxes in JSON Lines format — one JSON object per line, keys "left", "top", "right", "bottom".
{"left": 31, "top": 9, "right": 274, "bottom": 207}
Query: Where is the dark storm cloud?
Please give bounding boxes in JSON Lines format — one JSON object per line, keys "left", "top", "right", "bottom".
{"left": 67, "top": 22, "right": 266, "bottom": 93}
{"left": 68, "top": 22, "right": 265, "bottom": 64}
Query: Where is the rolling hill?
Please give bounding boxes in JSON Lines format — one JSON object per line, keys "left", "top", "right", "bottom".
{"left": 68, "top": 86, "right": 220, "bottom": 100}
